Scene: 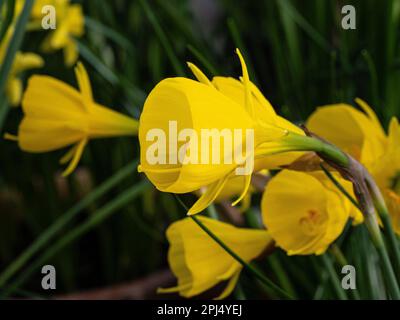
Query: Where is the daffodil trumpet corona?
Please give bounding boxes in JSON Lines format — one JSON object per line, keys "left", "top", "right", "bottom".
{"left": 307, "top": 100, "right": 400, "bottom": 234}
{"left": 262, "top": 170, "right": 361, "bottom": 255}
{"left": 158, "top": 216, "right": 272, "bottom": 299}
{"left": 5, "top": 62, "right": 138, "bottom": 176}
{"left": 138, "top": 49, "right": 350, "bottom": 215}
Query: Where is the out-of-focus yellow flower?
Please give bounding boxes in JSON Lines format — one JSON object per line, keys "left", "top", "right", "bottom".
{"left": 40, "top": 0, "right": 84, "bottom": 66}
{"left": 0, "top": 29, "right": 44, "bottom": 106}
{"left": 5, "top": 62, "right": 138, "bottom": 176}
{"left": 262, "top": 170, "right": 359, "bottom": 255}
{"left": 307, "top": 100, "right": 400, "bottom": 234}
{"left": 158, "top": 216, "right": 272, "bottom": 299}
{"left": 369, "top": 118, "right": 400, "bottom": 234}
{"left": 307, "top": 99, "right": 386, "bottom": 168}
{"left": 14, "top": 1, "right": 84, "bottom": 66}
{"left": 139, "top": 49, "right": 311, "bottom": 215}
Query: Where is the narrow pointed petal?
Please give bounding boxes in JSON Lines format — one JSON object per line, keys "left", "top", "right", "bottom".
{"left": 215, "top": 272, "right": 241, "bottom": 300}
{"left": 187, "top": 62, "right": 213, "bottom": 86}
{"left": 62, "top": 138, "right": 87, "bottom": 176}
{"left": 188, "top": 175, "right": 231, "bottom": 215}
{"left": 231, "top": 173, "right": 252, "bottom": 206}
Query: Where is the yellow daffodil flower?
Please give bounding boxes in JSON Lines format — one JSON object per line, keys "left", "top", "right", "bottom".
{"left": 158, "top": 216, "right": 272, "bottom": 299}
{"left": 139, "top": 49, "right": 313, "bottom": 215}
{"left": 369, "top": 118, "right": 400, "bottom": 234}
{"left": 262, "top": 170, "right": 359, "bottom": 255}
{"left": 13, "top": 0, "right": 83, "bottom": 66}
{"left": 0, "top": 29, "right": 44, "bottom": 106}
{"left": 5, "top": 62, "right": 138, "bottom": 176}
{"left": 40, "top": 0, "right": 84, "bottom": 66}
{"left": 307, "top": 99, "right": 400, "bottom": 234}
{"left": 307, "top": 99, "right": 386, "bottom": 168}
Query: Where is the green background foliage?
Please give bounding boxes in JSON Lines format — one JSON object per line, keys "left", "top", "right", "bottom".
{"left": 0, "top": 0, "right": 399, "bottom": 299}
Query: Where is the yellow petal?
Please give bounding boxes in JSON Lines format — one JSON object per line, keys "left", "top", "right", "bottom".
{"left": 6, "top": 77, "right": 22, "bottom": 106}
{"left": 231, "top": 172, "right": 252, "bottom": 206}
{"left": 187, "top": 62, "right": 213, "bottom": 87}
{"left": 188, "top": 175, "right": 231, "bottom": 215}
{"left": 163, "top": 216, "right": 272, "bottom": 298}
{"left": 19, "top": 75, "right": 86, "bottom": 151}
{"left": 75, "top": 61, "right": 92, "bottom": 104}
{"left": 215, "top": 271, "right": 241, "bottom": 300}
{"left": 307, "top": 103, "right": 386, "bottom": 166}
{"left": 12, "top": 52, "right": 44, "bottom": 74}
{"left": 235, "top": 48, "right": 254, "bottom": 118}
{"left": 139, "top": 77, "right": 253, "bottom": 193}
{"left": 262, "top": 170, "right": 350, "bottom": 255}
{"left": 62, "top": 137, "right": 87, "bottom": 176}
{"left": 64, "top": 38, "right": 79, "bottom": 67}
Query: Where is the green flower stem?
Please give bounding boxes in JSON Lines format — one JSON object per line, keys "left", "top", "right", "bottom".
{"left": 0, "top": 162, "right": 137, "bottom": 288}
{"left": 0, "top": 0, "right": 33, "bottom": 130}
{"left": 1, "top": 180, "right": 150, "bottom": 298}
{"left": 330, "top": 245, "right": 361, "bottom": 300}
{"left": 380, "top": 213, "right": 400, "bottom": 278}
{"left": 280, "top": 133, "right": 349, "bottom": 168}
{"left": 364, "top": 213, "right": 400, "bottom": 299}
{"left": 320, "top": 254, "right": 348, "bottom": 300}
{"left": 190, "top": 215, "right": 294, "bottom": 300}
{"left": 320, "top": 164, "right": 361, "bottom": 210}
{"left": 206, "top": 203, "right": 219, "bottom": 220}
{"left": 245, "top": 209, "right": 297, "bottom": 298}
{"left": 312, "top": 135, "right": 400, "bottom": 298}
{"left": 365, "top": 175, "right": 400, "bottom": 278}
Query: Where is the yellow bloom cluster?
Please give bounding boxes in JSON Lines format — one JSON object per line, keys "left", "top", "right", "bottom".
{"left": 308, "top": 99, "right": 400, "bottom": 234}
{"left": 16, "top": 0, "right": 84, "bottom": 66}
{"left": 1, "top": 0, "right": 84, "bottom": 106}
{"left": 0, "top": 29, "right": 44, "bottom": 106}
{"left": 9, "top": 42, "right": 396, "bottom": 300}
{"left": 136, "top": 50, "right": 376, "bottom": 298}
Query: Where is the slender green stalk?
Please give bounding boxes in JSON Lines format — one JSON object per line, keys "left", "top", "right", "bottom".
{"left": 206, "top": 204, "right": 219, "bottom": 220}
{"left": 84, "top": 16, "right": 135, "bottom": 51}
{"left": 380, "top": 213, "right": 400, "bottom": 278}
{"left": 320, "top": 254, "right": 347, "bottom": 300}
{"left": 330, "top": 245, "right": 361, "bottom": 300}
{"left": 0, "top": 162, "right": 137, "bottom": 288}
{"left": 233, "top": 281, "right": 246, "bottom": 300}
{"left": 1, "top": 180, "right": 150, "bottom": 297}
{"left": 139, "top": 0, "right": 185, "bottom": 76}
{"left": 277, "top": 0, "right": 331, "bottom": 53}
{"left": 0, "top": 98, "right": 10, "bottom": 129}
{"left": 190, "top": 215, "right": 293, "bottom": 300}
{"left": 366, "top": 176, "right": 400, "bottom": 279}
{"left": 0, "top": 0, "right": 33, "bottom": 130}
{"left": 364, "top": 214, "right": 400, "bottom": 299}
{"left": 295, "top": 134, "right": 350, "bottom": 167}
{"left": 361, "top": 50, "right": 380, "bottom": 108}
{"left": 318, "top": 142, "right": 399, "bottom": 298}
{"left": 227, "top": 18, "right": 258, "bottom": 84}
{"left": 320, "top": 164, "right": 361, "bottom": 210}
{"left": 0, "top": 0, "right": 15, "bottom": 41}
{"left": 246, "top": 209, "right": 297, "bottom": 298}
{"left": 268, "top": 255, "right": 297, "bottom": 299}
